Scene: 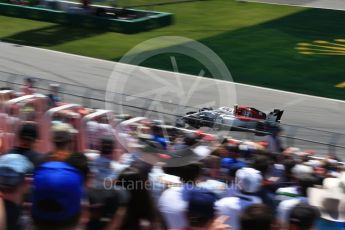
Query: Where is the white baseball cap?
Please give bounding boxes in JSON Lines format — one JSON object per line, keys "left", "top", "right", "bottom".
{"left": 236, "top": 167, "right": 263, "bottom": 193}
{"left": 292, "top": 164, "right": 313, "bottom": 179}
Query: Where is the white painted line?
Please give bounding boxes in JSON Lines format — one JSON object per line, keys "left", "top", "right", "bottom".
{"left": 3, "top": 41, "right": 345, "bottom": 104}
{"left": 240, "top": 0, "right": 345, "bottom": 12}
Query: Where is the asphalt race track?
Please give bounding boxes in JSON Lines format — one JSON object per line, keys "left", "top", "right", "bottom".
{"left": 0, "top": 42, "right": 344, "bottom": 158}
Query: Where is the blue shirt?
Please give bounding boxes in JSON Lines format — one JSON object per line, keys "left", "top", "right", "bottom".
{"left": 152, "top": 135, "right": 168, "bottom": 150}
{"left": 317, "top": 219, "right": 345, "bottom": 230}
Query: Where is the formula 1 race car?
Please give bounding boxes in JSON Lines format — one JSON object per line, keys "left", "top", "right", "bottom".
{"left": 176, "top": 105, "right": 284, "bottom": 135}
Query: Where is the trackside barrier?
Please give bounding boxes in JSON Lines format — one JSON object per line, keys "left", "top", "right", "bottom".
{"left": 0, "top": 3, "right": 173, "bottom": 34}
{"left": 0, "top": 72, "right": 344, "bottom": 158}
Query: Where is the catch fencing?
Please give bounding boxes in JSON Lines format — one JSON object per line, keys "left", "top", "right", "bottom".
{"left": 1, "top": 70, "right": 344, "bottom": 160}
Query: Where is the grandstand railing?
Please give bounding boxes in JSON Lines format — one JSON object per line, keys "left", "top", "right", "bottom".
{"left": 1, "top": 70, "right": 344, "bottom": 159}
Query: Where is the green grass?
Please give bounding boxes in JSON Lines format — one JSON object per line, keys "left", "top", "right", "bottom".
{"left": 0, "top": 0, "right": 345, "bottom": 100}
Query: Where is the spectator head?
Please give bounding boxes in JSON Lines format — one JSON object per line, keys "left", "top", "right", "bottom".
{"left": 283, "top": 158, "right": 297, "bottom": 182}
{"left": 288, "top": 203, "right": 320, "bottom": 230}
{"left": 25, "top": 77, "right": 34, "bottom": 87}
{"left": 49, "top": 83, "right": 60, "bottom": 94}
{"left": 226, "top": 144, "right": 240, "bottom": 159}
{"left": 17, "top": 121, "right": 39, "bottom": 148}
{"left": 151, "top": 125, "right": 163, "bottom": 136}
{"left": 100, "top": 136, "right": 115, "bottom": 156}
{"left": 292, "top": 164, "right": 313, "bottom": 181}
{"left": 236, "top": 167, "right": 263, "bottom": 194}
{"left": 178, "top": 162, "right": 203, "bottom": 184}
{"left": 52, "top": 123, "right": 77, "bottom": 150}
{"left": 240, "top": 204, "right": 278, "bottom": 230}
{"left": 251, "top": 154, "right": 272, "bottom": 176}
{"left": 186, "top": 189, "right": 218, "bottom": 228}
{"left": 201, "top": 155, "right": 220, "bottom": 178}
{"left": 116, "top": 167, "right": 156, "bottom": 228}
{"left": 32, "top": 162, "right": 83, "bottom": 229}
{"left": 0, "top": 154, "right": 33, "bottom": 194}
{"left": 163, "top": 162, "right": 202, "bottom": 183}
{"left": 184, "top": 132, "right": 198, "bottom": 147}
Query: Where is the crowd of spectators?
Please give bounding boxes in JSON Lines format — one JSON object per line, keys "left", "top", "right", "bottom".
{"left": 0, "top": 82, "right": 344, "bottom": 230}
{"left": 0, "top": 120, "right": 344, "bottom": 230}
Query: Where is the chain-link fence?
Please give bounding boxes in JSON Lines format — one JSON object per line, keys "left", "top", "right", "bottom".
{"left": 1, "top": 70, "right": 344, "bottom": 160}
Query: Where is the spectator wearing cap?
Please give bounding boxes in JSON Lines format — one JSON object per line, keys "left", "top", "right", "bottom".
{"left": 44, "top": 123, "right": 90, "bottom": 182}
{"left": 277, "top": 175, "right": 319, "bottom": 228}
{"left": 215, "top": 167, "right": 263, "bottom": 230}
{"left": 185, "top": 189, "right": 229, "bottom": 230}
{"left": 48, "top": 123, "right": 78, "bottom": 162}
{"left": 0, "top": 154, "right": 33, "bottom": 230}
{"left": 32, "top": 161, "right": 84, "bottom": 230}
{"left": 6, "top": 122, "right": 42, "bottom": 169}
{"left": 240, "top": 204, "right": 279, "bottom": 230}
{"left": 288, "top": 203, "right": 320, "bottom": 230}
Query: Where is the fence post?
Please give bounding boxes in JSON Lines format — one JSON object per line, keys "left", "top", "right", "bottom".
{"left": 7, "top": 73, "right": 18, "bottom": 90}
{"left": 285, "top": 125, "right": 297, "bottom": 147}
{"left": 83, "top": 88, "right": 92, "bottom": 108}
{"left": 328, "top": 133, "right": 340, "bottom": 155}
{"left": 142, "top": 98, "right": 152, "bottom": 117}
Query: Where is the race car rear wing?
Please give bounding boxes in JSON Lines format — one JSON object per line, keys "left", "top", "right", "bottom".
{"left": 267, "top": 109, "right": 284, "bottom": 122}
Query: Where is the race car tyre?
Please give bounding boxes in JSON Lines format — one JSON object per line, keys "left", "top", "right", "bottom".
{"left": 214, "top": 117, "right": 223, "bottom": 130}
{"left": 176, "top": 118, "right": 186, "bottom": 128}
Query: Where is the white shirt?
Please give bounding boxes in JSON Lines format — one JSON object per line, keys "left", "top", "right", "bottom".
{"left": 158, "top": 186, "right": 187, "bottom": 229}
{"left": 149, "top": 166, "right": 167, "bottom": 203}
{"left": 216, "top": 192, "right": 262, "bottom": 230}
{"left": 277, "top": 197, "right": 308, "bottom": 228}
{"left": 275, "top": 186, "right": 300, "bottom": 202}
